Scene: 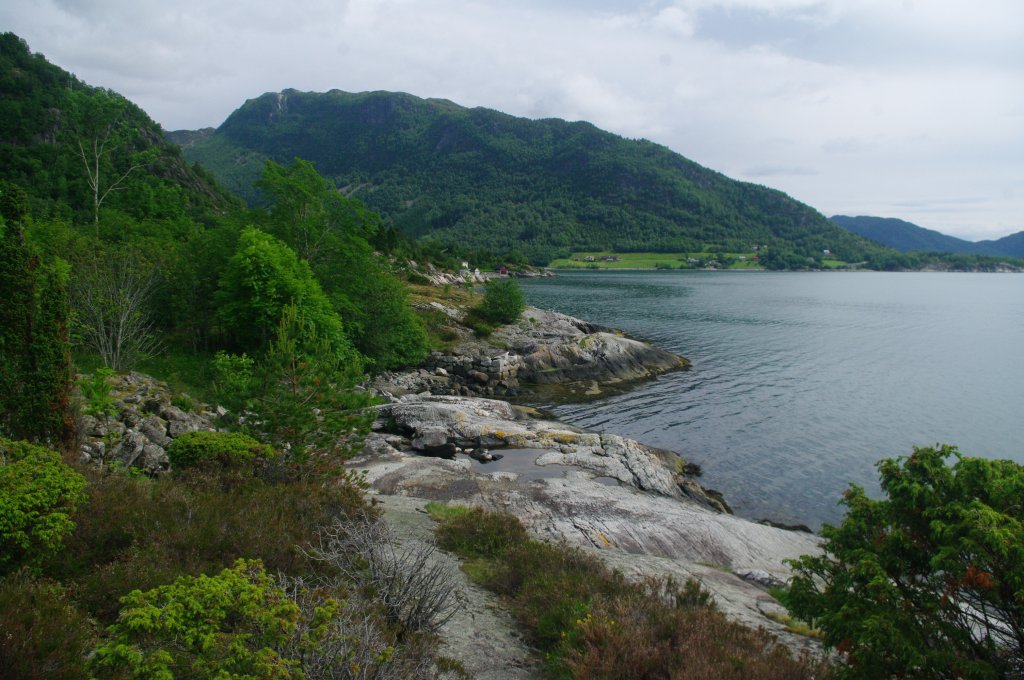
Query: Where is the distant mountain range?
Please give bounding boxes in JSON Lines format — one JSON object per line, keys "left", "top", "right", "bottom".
{"left": 168, "top": 89, "right": 892, "bottom": 264}
{"left": 830, "top": 215, "right": 1024, "bottom": 258}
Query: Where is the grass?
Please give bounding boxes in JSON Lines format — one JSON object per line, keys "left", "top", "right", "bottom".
{"left": 548, "top": 251, "right": 764, "bottom": 270}
{"left": 428, "top": 502, "right": 830, "bottom": 679}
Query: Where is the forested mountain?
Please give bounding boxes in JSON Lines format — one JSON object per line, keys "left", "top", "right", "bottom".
{"left": 170, "top": 89, "right": 892, "bottom": 264}
{"left": 0, "top": 33, "right": 238, "bottom": 224}
{"left": 831, "top": 215, "right": 1024, "bottom": 258}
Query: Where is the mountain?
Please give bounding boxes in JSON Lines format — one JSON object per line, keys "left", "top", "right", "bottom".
{"left": 170, "top": 89, "right": 892, "bottom": 264}
{"left": 0, "top": 33, "right": 239, "bottom": 224}
{"left": 830, "top": 215, "right": 1024, "bottom": 258}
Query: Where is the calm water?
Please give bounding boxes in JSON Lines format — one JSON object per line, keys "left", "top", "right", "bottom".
{"left": 520, "top": 271, "right": 1024, "bottom": 528}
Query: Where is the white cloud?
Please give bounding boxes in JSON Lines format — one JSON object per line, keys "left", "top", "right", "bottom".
{"left": 1, "top": 0, "right": 1021, "bottom": 240}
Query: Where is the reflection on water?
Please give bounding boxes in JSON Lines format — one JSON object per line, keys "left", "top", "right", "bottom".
{"left": 521, "top": 271, "right": 1024, "bottom": 528}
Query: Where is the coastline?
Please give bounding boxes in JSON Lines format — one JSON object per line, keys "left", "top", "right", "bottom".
{"left": 355, "top": 301, "right": 826, "bottom": 656}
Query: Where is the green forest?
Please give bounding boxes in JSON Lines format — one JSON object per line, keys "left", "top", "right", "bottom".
{"left": 172, "top": 88, "right": 900, "bottom": 267}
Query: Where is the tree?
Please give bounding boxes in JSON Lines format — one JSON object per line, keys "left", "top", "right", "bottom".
{"left": 254, "top": 160, "right": 428, "bottom": 370}
{"left": 65, "top": 89, "right": 151, "bottom": 227}
{"left": 787, "top": 445, "right": 1024, "bottom": 679}
{"left": 0, "top": 438, "right": 88, "bottom": 575}
{"left": 70, "top": 247, "right": 162, "bottom": 371}
{"left": 0, "top": 219, "right": 75, "bottom": 446}
{"left": 231, "top": 304, "right": 371, "bottom": 474}
{"left": 215, "top": 227, "right": 347, "bottom": 353}
{"left": 479, "top": 277, "right": 525, "bottom": 324}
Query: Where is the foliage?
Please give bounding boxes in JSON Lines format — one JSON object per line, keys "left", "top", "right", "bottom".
{"left": 0, "top": 33, "right": 238, "bottom": 224}
{"left": 47, "top": 468, "right": 367, "bottom": 622}
{"left": 0, "top": 438, "right": 88, "bottom": 575}
{"left": 89, "top": 558, "right": 304, "bottom": 679}
{"left": 787, "top": 445, "right": 1024, "bottom": 679}
{"left": 256, "top": 159, "right": 429, "bottom": 370}
{"left": 166, "top": 431, "right": 277, "bottom": 472}
{"left": 0, "top": 220, "right": 75, "bottom": 446}
{"left": 77, "top": 368, "right": 118, "bottom": 417}
{"left": 216, "top": 226, "right": 348, "bottom": 352}
{"left": 432, "top": 504, "right": 824, "bottom": 678}
{"left": 0, "top": 571, "right": 96, "bottom": 679}
{"left": 230, "top": 304, "right": 373, "bottom": 474}
{"left": 479, "top": 277, "right": 526, "bottom": 324}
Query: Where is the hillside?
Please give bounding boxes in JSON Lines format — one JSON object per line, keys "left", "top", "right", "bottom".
{"left": 170, "top": 89, "right": 892, "bottom": 265}
{"left": 0, "top": 33, "right": 239, "bottom": 223}
{"left": 831, "top": 215, "right": 1024, "bottom": 258}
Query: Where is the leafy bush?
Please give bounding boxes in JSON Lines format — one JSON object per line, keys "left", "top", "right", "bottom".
{"left": 90, "top": 559, "right": 304, "bottom": 679}
{"left": 0, "top": 438, "right": 87, "bottom": 575}
{"left": 166, "top": 430, "right": 276, "bottom": 471}
{"left": 787, "top": 445, "right": 1024, "bottom": 679}
{"left": 478, "top": 277, "right": 525, "bottom": 325}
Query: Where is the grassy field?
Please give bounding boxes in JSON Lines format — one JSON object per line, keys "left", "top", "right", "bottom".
{"left": 548, "top": 251, "right": 764, "bottom": 270}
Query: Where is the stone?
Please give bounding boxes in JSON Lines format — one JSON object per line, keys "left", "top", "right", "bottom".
{"left": 411, "top": 425, "right": 449, "bottom": 451}
{"left": 468, "top": 370, "right": 490, "bottom": 384}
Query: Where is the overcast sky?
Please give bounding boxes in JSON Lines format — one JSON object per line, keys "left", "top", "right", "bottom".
{"left": 4, "top": 0, "right": 1022, "bottom": 241}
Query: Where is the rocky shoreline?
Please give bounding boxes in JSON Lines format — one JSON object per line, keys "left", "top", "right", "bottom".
{"left": 357, "top": 304, "right": 825, "bottom": 659}
{"left": 74, "top": 302, "right": 825, "bottom": 663}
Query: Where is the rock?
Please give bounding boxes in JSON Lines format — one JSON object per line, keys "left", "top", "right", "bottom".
{"left": 469, "top": 447, "right": 494, "bottom": 462}
{"left": 467, "top": 370, "right": 490, "bottom": 384}
{"left": 76, "top": 370, "right": 216, "bottom": 471}
{"left": 434, "top": 367, "right": 449, "bottom": 377}
{"left": 353, "top": 392, "right": 825, "bottom": 658}
{"left": 735, "top": 568, "right": 787, "bottom": 589}
{"left": 140, "top": 443, "right": 169, "bottom": 473}
{"left": 140, "top": 415, "right": 171, "bottom": 447}
{"left": 411, "top": 425, "right": 449, "bottom": 451}
{"left": 113, "top": 431, "right": 147, "bottom": 468}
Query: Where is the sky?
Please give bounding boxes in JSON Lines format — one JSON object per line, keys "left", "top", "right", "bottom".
{"left": 3, "top": 0, "right": 1022, "bottom": 241}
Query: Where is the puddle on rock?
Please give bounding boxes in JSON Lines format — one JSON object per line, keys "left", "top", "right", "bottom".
{"left": 467, "top": 448, "right": 619, "bottom": 486}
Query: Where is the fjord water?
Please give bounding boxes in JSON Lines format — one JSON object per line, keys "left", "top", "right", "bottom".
{"left": 520, "top": 271, "right": 1024, "bottom": 528}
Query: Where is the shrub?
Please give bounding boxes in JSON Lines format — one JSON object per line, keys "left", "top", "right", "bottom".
{"left": 787, "top": 445, "right": 1024, "bottom": 679}
{"left": 0, "top": 438, "right": 87, "bottom": 575}
{"left": 47, "top": 469, "right": 369, "bottom": 624}
{"left": 166, "top": 430, "right": 276, "bottom": 471}
{"left": 0, "top": 571, "right": 95, "bottom": 680}
{"left": 431, "top": 505, "right": 824, "bottom": 679}
{"left": 305, "top": 513, "right": 460, "bottom": 636}
{"left": 478, "top": 277, "right": 525, "bottom": 325}
{"left": 89, "top": 559, "right": 303, "bottom": 679}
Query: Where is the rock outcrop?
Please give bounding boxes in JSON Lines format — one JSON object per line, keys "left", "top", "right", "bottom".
{"left": 354, "top": 393, "right": 823, "bottom": 654}
{"left": 493, "top": 308, "right": 690, "bottom": 386}
{"left": 78, "top": 372, "right": 218, "bottom": 474}
{"left": 369, "top": 306, "right": 689, "bottom": 401}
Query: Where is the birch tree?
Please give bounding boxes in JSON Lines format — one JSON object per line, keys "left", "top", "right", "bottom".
{"left": 65, "top": 89, "right": 149, "bottom": 227}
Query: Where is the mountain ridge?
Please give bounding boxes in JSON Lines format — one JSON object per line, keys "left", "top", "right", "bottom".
{"left": 169, "top": 88, "right": 893, "bottom": 265}
{"left": 830, "top": 215, "right": 1024, "bottom": 258}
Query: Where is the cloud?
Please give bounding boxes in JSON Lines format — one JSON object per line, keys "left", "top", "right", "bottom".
{"left": 1, "top": 0, "right": 1022, "bottom": 240}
